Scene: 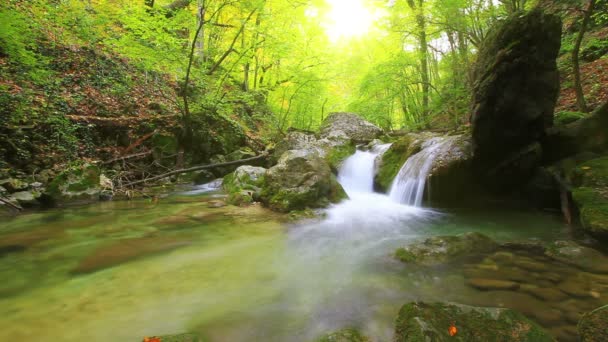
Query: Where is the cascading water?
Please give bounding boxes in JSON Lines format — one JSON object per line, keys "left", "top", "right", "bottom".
{"left": 388, "top": 137, "right": 454, "bottom": 206}
{"left": 337, "top": 143, "right": 391, "bottom": 196}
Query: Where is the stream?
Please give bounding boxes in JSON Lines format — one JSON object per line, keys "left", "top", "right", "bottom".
{"left": 0, "top": 149, "right": 601, "bottom": 341}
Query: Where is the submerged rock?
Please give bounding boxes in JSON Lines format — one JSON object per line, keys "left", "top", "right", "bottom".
{"left": 578, "top": 305, "right": 608, "bottom": 342}
{"left": 261, "top": 150, "right": 347, "bottom": 212}
{"left": 471, "top": 9, "right": 562, "bottom": 191}
{"left": 545, "top": 240, "right": 608, "bottom": 273}
{"left": 394, "top": 232, "right": 498, "bottom": 266}
{"left": 319, "top": 112, "right": 382, "bottom": 143}
{"left": 315, "top": 328, "right": 370, "bottom": 342}
{"left": 394, "top": 302, "right": 553, "bottom": 342}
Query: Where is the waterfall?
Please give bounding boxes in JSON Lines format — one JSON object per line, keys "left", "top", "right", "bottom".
{"left": 338, "top": 144, "right": 391, "bottom": 196}
{"left": 388, "top": 137, "right": 453, "bottom": 206}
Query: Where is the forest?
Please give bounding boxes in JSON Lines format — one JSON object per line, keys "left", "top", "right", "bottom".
{"left": 1, "top": 0, "right": 608, "bottom": 341}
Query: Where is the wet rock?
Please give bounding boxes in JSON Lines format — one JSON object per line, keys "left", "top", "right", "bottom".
{"left": 319, "top": 112, "right": 382, "bottom": 143}
{"left": 8, "top": 190, "right": 42, "bottom": 207}
{"left": 72, "top": 236, "right": 192, "bottom": 274}
{"left": 261, "top": 150, "right": 347, "bottom": 212}
{"left": 529, "top": 307, "right": 564, "bottom": 326}
{"left": 207, "top": 200, "right": 227, "bottom": 208}
{"left": 0, "top": 178, "right": 29, "bottom": 192}
{"left": 222, "top": 165, "right": 267, "bottom": 205}
{"left": 395, "top": 232, "right": 499, "bottom": 266}
{"left": 274, "top": 131, "right": 320, "bottom": 160}
{"left": 315, "top": 328, "right": 370, "bottom": 342}
{"left": 578, "top": 304, "right": 608, "bottom": 342}
{"left": 545, "top": 240, "right": 608, "bottom": 273}
{"left": 559, "top": 278, "right": 593, "bottom": 298}
{"left": 394, "top": 302, "right": 553, "bottom": 342}
{"left": 471, "top": 9, "right": 562, "bottom": 191}
{"left": 46, "top": 163, "right": 102, "bottom": 206}
{"left": 374, "top": 133, "right": 434, "bottom": 192}
{"left": 524, "top": 287, "right": 567, "bottom": 302}
{"left": 511, "top": 256, "right": 547, "bottom": 272}
{"left": 467, "top": 278, "right": 520, "bottom": 291}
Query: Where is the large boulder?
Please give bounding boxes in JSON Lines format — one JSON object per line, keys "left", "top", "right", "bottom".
{"left": 319, "top": 112, "right": 382, "bottom": 143}
{"left": 45, "top": 163, "right": 102, "bottom": 206}
{"left": 578, "top": 305, "right": 608, "bottom": 342}
{"left": 394, "top": 232, "right": 499, "bottom": 266}
{"left": 222, "top": 165, "right": 267, "bottom": 205}
{"left": 471, "top": 9, "right": 562, "bottom": 190}
{"left": 261, "top": 150, "right": 347, "bottom": 212}
{"left": 567, "top": 156, "right": 608, "bottom": 240}
{"left": 395, "top": 302, "right": 553, "bottom": 342}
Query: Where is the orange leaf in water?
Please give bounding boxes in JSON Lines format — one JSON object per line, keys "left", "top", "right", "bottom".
{"left": 448, "top": 323, "right": 458, "bottom": 337}
{"left": 143, "top": 337, "right": 162, "bottom": 342}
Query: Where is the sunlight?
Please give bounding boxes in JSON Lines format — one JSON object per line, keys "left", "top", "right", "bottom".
{"left": 324, "top": 0, "right": 375, "bottom": 42}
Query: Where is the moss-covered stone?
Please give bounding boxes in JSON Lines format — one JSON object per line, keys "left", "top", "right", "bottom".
{"left": 374, "top": 134, "right": 423, "bottom": 192}
{"left": 578, "top": 305, "right": 608, "bottom": 342}
{"left": 46, "top": 163, "right": 102, "bottom": 206}
{"left": 325, "top": 143, "right": 356, "bottom": 173}
{"left": 394, "top": 232, "right": 499, "bottom": 266}
{"left": 554, "top": 111, "right": 586, "bottom": 126}
{"left": 394, "top": 302, "right": 553, "bottom": 342}
{"left": 222, "top": 165, "right": 266, "bottom": 205}
{"left": 261, "top": 150, "right": 347, "bottom": 212}
{"left": 315, "top": 328, "right": 370, "bottom": 342}
{"left": 568, "top": 156, "right": 608, "bottom": 240}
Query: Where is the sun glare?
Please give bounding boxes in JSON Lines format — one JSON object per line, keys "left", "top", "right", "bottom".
{"left": 324, "top": 0, "right": 375, "bottom": 42}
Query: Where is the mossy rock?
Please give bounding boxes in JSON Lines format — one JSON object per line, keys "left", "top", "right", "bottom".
{"left": 325, "top": 143, "right": 356, "bottom": 173}
{"left": 395, "top": 302, "right": 553, "bottom": 342}
{"left": 569, "top": 157, "right": 608, "bottom": 240}
{"left": 394, "top": 232, "right": 499, "bottom": 266}
{"left": 554, "top": 111, "right": 586, "bottom": 126}
{"left": 46, "top": 163, "right": 101, "bottom": 205}
{"left": 578, "top": 305, "right": 608, "bottom": 342}
{"left": 315, "top": 328, "right": 370, "bottom": 342}
{"left": 222, "top": 165, "right": 266, "bottom": 205}
{"left": 374, "top": 134, "right": 424, "bottom": 192}
{"left": 261, "top": 150, "right": 347, "bottom": 212}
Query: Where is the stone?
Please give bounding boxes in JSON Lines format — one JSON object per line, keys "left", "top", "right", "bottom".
{"left": 467, "top": 278, "right": 520, "bottom": 291}
{"left": 545, "top": 240, "right": 608, "bottom": 273}
{"left": 0, "top": 178, "right": 29, "bottom": 192}
{"left": 222, "top": 165, "right": 267, "bottom": 205}
{"left": 319, "top": 112, "right": 382, "bottom": 143}
{"left": 394, "top": 232, "right": 499, "bottom": 266}
{"left": 471, "top": 9, "right": 562, "bottom": 190}
{"left": 394, "top": 302, "right": 553, "bottom": 342}
{"left": 578, "top": 305, "right": 608, "bottom": 342}
{"left": 8, "top": 190, "right": 42, "bottom": 207}
{"left": 261, "top": 149, "right": 347, "bottom": 212}
{"left": 207, "top": 200, "right": 227, "bottom": 208}
{"left": 45, "top": 163, "right": 102, "bottom": 206}
{"left": 523, "top": 287, "right": 567, "bottom": 302}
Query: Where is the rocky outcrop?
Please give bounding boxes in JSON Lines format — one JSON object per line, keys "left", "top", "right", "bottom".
{"left": 319, "top": 112, "right": 382, "bottom": 143}
{"left": 394, "top": 232, "right": 498, "bottom": 266}
{"left": 578, "top": 305, "right": 608, "bottom": 342}
{"left": 261, "top": 150, "right": 347, "bottom": 212}
{"left": 471, "top": 9, "right": 562, "bottom": 191}
{"left": 394, "top": 302, "right": 553, "bottom": 342}
{"left": 222, "top": 165, "right": 267, "bottom": 205}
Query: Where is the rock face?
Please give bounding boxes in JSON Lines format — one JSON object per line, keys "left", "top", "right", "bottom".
{"left": 568, "top": 156, "right": 608, "bottom": 240}
{"left": 394, "top": 302, "right": 553, "bottom": 342}
{"left": 579, "top": 305, "right": 608, "bottom": 342}
{"left": 46, "top": 163, "right": 102, "bottom": 205}
{"left": 319, "top": 112, "right": 382, "bottom": 143}
{"left": 261, "top": 150, "right": 347, "bottom": 212}
{"left": 471, "top": 9, "right": 562, "bottom": 190}
{"left": 222, "top": 165, "right": 267, "bottom": 205}
{"left": 395, "top": 232, "right": 498, "bottom": 266}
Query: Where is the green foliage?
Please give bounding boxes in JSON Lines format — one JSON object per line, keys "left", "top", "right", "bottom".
{"left": 554, "top": 110, "right": 586, "bottom": 126}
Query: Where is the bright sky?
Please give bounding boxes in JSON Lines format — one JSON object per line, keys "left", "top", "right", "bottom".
{"left": 323, "top": 0, "right": 377, "bottom": 42}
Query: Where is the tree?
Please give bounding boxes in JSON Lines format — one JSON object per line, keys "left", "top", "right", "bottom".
{"left": 572, "top": 0, "right": 597, "bottom": 113}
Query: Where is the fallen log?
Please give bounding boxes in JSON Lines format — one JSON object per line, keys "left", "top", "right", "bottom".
{"left": 0, "top": 196, "right": 23, "bottom": 212}
{"left": 102, "top": 150, "right": 153, "bottom": 165}
{"left": 122, "top": 152, "right": 268, "bottom": 188}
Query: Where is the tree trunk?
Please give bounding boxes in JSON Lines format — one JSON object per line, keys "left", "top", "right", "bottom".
{"left": 573, "top": 0, "right": 596, "bottom": 113}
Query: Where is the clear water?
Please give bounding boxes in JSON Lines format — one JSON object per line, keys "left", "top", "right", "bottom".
{"left": 0, "top": 152, "right": 597, "bottom": 342}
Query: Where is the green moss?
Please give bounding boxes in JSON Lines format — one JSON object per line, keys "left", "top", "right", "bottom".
{"left": 554, "top": 111, "right": 586, "bottom": 126}
{"left": 394, "top": 248, "right": 417, "bottom": 263}
{"left": 316, "top": 328, "right": 369, "bottom": 342}
{"left": 578, "top": 305, "right": 608, "bottom": 342}
{"left": 569, "top": 157, "right": 608, "bottom": 238}
{"left": 394, "top": 302, "right": 552, "bottom": 342}
{"left": 375, "top": 135, "right": 420, "bottom": 192}
{"left": 325, "top": 143, "right": 356, "bottom": 173}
